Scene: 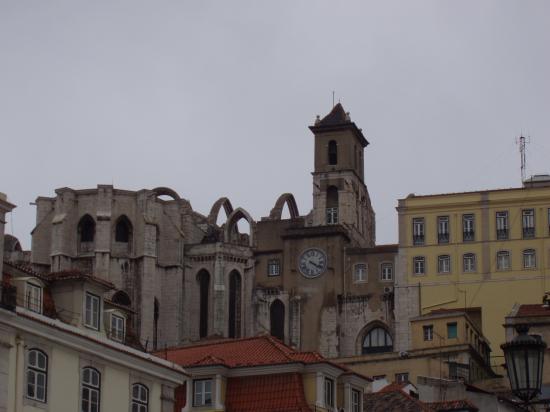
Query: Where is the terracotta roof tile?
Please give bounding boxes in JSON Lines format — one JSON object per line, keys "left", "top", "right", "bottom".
{"left": 428, "top": 399, "right": 479, "bottom": 411}
{"left": 516, "top": 304, "right": 550, "bottom": 317}
{"left": 225, "top": 373, "right": 312, "bottom": 412}
{"left": 364, "top": 390, "right": 431, "bottom": 412}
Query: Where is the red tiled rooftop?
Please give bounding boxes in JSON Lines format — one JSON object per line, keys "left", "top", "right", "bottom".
{"left": 379, "top": 382, "right": 411, "bottom": 393}
{"left": 428, "top": 399, "right": 479, "bottom": 411}
{"left": 516, "top": 304, "right": 550, "bottom": 318}
{"left": 225, "top": 373, "right": 312, "bottom": 412}
{"left": 158, "top": 335, "right": 334, "bottom": 369}
{"left": 364, "top": 390, "right": 431, "bottom": 412}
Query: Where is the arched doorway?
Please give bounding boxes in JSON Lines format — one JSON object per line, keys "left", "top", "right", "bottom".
{"left": 228, "top": 270, "right": 242, "bottom": 338}
{"left": 270, "top": 299, "right": 285, "bottom": 342}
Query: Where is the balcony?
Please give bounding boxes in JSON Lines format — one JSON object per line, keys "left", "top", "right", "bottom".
{"left": 523, "top": 227, "right": 535, "bottom": 239}
{"left": 496, "top": 229, "right": 508, "bottom": 240}
{"left": 438, "top": 233, "right": 449, "bottom": 244}
{"left": 463, "top": 231, "right": 475, "bottom": 242}
{"left": 413, "top": 235, "right": 425, "bottom": 246}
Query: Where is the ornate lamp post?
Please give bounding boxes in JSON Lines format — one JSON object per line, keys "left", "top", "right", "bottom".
{"left": 501, "top": 325, "right": 547, "bottom": 404}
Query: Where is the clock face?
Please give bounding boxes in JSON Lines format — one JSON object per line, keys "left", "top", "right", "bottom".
{"left": 298, "top": 248, "right": 327, "bottom": 278}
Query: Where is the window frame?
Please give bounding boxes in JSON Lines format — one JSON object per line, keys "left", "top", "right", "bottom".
{"left": 81, "top": 367, "right": 101, "bottom": 412}
{"left": 267, "top": 259, "right": 281, "bottom": 277}
{"left": 351, "top": 388, "right": 361, "bottom": 412}
{"left": 395, "top": 372, "right": 409, "bottom": 384}
{"left": 110, "top": 313, "right": 125, "bottom": 342}
{"left": 84, "top": 292, "right": 101, "bottom": 330}
{"left": 496, "top": 250, "right": 511, "bottom": 271}
{"left": 447, "top": 322, "right": 458, "bottom": 339}
{"left": 423, "top": 325, "right": 434, "bottom": 341}
{"left": 193, "top": 379, "right": 213, "bottom": 407}
{"left": 496, "top": 211, "right": 509, "bottom": 240}
{"left": 437, "top": 216, "right": 450, "bottom": 244}
{"left": 412, "top": 217, "right": 425, "bottom": 245}
{"left": 131, "top": 383, "right": 149, "bottom": 412}
{"left": 437, "top": 255, "right": 451, "bottom": 274}
{"left": 380, "top": 262, "right": 393, "bottom": 281}
{"left": 26, "top": 348, "right": 48, "bottom": 403}
{"left": 26, "top": 282, "right": 42, "bottom": 314}
{"left": 462, "top": 214, "right": 475, "bottom": 242}
{"left": 362, "top": 327, "right": 393, "bottom": 354}
{"left": 523, "top": 249, "right": 536, "bottom": 269}
{"left": 326, "top": 207, "right": 338, "bottom": 225}
{"left": 353, "top": 263, "right": 367, "bottom": 283}
{"left": 413, "top": 256, "right": 425, "bottom": 275}
{"left": 324, "top": 377, "right": 335, "bottom": 408}
{"left": 463, "top": 253, "right": 476, "bottom": 273}
{"left": 522, "top": 209, "right": 535, "bottom": 238}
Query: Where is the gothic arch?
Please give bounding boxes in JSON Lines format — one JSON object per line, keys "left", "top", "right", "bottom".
{"left": 269, "top": 193, "right": 299, "bottom": 220}
{"left": 114, "top": 215, "right": 133, "bottom": 243}
{"left": 196, "top": 269, "right": 211, "bottom": 339}
{"left": 270, "top": 299, "right": 285, "bottom": 342}
{"left": 224, "top": 207, "right": 255, "bottom": 246}
{"left": 356, "top": 321, "right": 393, "bottom": 355}
{"left": 152, "top": 187, "right": 180, "bottom": 201}
{"left": 112, "top": 290, "right": 131, "bottom": 307}
{"left": 208, "top": 197, "right": 234, "bottom": 225}
{"left": 228, "top": 270, "right": 242, "bottom": 338}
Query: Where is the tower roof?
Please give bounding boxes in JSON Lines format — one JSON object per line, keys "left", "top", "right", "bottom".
{"left": 309, "top": 103, "right": 369, "bottom": 147}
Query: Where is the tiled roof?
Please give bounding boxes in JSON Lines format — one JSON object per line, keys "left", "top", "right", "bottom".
{"left": 158, "top": 335, "right": 368, "bottom": 381}
{"left": 516, "top": 304, "right": 550, "bottom": 317}
{"left": 364, "top": 390, "right": 431, "bottom": 412}
{"left": 428, "top": 399, "right": 479, "bottom": 411}
{"left": 317, "top": 103, "right": 349, "bottom": 126}
{"left": 225, "top": 373, "right": 312, "bottom": 412}
{"left": 379, "top": 382, "right": 411, "bottom": 393}
{"left": 47, "top": 270, "right": 115, "bottom": 289}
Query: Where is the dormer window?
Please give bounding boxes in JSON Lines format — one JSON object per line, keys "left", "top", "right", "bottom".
{"left": 26, "top": 282, "right": 42, "bottom": 313}
{"left": 84, "top": 292, "right": 100, "bottom": 330}
{"left": 110, "top": 314, "right": 125, "bottom": 342}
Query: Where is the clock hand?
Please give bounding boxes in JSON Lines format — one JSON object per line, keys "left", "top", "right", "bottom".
{"left": 309, "top": 260, "right": 323, "bottom": 269}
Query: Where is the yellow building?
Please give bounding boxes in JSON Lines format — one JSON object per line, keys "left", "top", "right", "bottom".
{"left": 394, "top": 177, "right": 550, "bottom": 369}
{"left": 337, "top": 310, "right": 495, "bottom": 386}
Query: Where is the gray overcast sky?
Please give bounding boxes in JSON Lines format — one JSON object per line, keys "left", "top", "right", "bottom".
{"left": 2, "top": 1, "right": 549, "bottom": 249}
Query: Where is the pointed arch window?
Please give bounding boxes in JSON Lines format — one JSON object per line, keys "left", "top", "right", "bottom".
{"left": 228, "top": 271, "right": 242, "bottom": 338}
{"left": 198, "top": 270, "right": 210, "bottom": 338}
{"left": 328, "top": 140, "right": 338, "bottom": 165}
{"left": 362, "top": 326, "right": 393, "bottom": 354}
{"left": 115, "top": 216, "right": 132, "bottom": 243}
{"left": 270, "top": 299, "right": 285, "bottom": 341}
{"left": 78, "top": 215, "right": 95, "bottom": 253}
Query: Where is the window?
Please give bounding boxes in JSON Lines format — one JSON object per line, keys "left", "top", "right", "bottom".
{"left": 412, "top": 218, "right": 425, "bottom": 245}
{"left": 324, "top": 377, "right": 334, "bottom": 408}
{"left": 395, "top": 373, "right": 409, "bottom": 384}
{"left": 81, "top": 367, "right": 100, "bottom": 412}
{"left": 267, "top": 259, "right": 280, "bottom": 276}
{"left": 78, "top": 215, "right": 96, "bottom": 253}
{"left": 463, "top": 214, "right": 475, "bottom": 241}
{"left": 496, "top": 211, "right": 509, "bottom": 240}
{"left": 84, "top": 293, "right": 100, "bottom": 330}
{"left": 447, "top": 322, "right": 458, "bottom": 339}
{"left": 438, "top": 255, "right": 451, "bottom": 274}
{"left": 362, "top": 327, "right": 393, "bottom": 354}
{"left": 270, "top": 299, "right": 285, "bottom": 341}
{"left": 115, "top": 216, "right": 132, "bottom": 243}
{"left": 26, "top": 283, "right": 42, "bottom": 313}
{"left": 522, "top": 209, "right": 535, "bottom": 238}
{"left": 26, "top": 349, "right": 47, "bottom": 402}
{"left": 381, "top": 263, "right": 393, "bottom": 281}
{"left": 437, "top": 216, "right": 449, "bottom": 243}
{"left": 131, "top": 384, "right": 148, "bottom": 412}
{"left": 523, "top": 249, "right": 536, "bottom": 269}
{"left": 326, "top": 186, "right": 339, "bottom": 225}
{"left": 351, "top": 389, "right": 361, "bottom": 412}
{"left": 193, "top": 379, "right": 212, "bottom": 407}
{"left": 197, "top": 270, "right": 210, "bottom": 339}
{"left": 328, "top": 140, "right": 338, "bottom": 165}
{"left": 413, "top": 256, "right": 425, "bottom": 275}
{"left": 110, "top": 314, "right": 125, "bottom": 342}
{"left": 354, "top": 264, "right": 367, "bottom": 282}
{"left": 463, "top": 253, "right": 476, "bottom": 273}
{"left": 497, "top": 251, "right": 510, "bottom": 271}
{"left": 423, "top": 325, "right": 434, "bottom": 341}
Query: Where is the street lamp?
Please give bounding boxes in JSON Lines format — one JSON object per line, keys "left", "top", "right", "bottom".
{"left": 501, "top": 324, "right": 547, "bottom": 404}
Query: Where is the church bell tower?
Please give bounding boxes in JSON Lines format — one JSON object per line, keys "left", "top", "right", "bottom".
{"left": 308, "top": 103, "right": 375, "bottom": 246}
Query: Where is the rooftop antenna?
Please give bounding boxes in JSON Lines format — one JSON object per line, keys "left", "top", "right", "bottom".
{"left": 516, "top": 134, "right": 530, "bottom": 183}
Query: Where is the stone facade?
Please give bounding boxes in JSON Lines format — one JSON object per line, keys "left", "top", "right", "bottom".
{"left": 24, "top": 104, "right": 398, "bottom": 357}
